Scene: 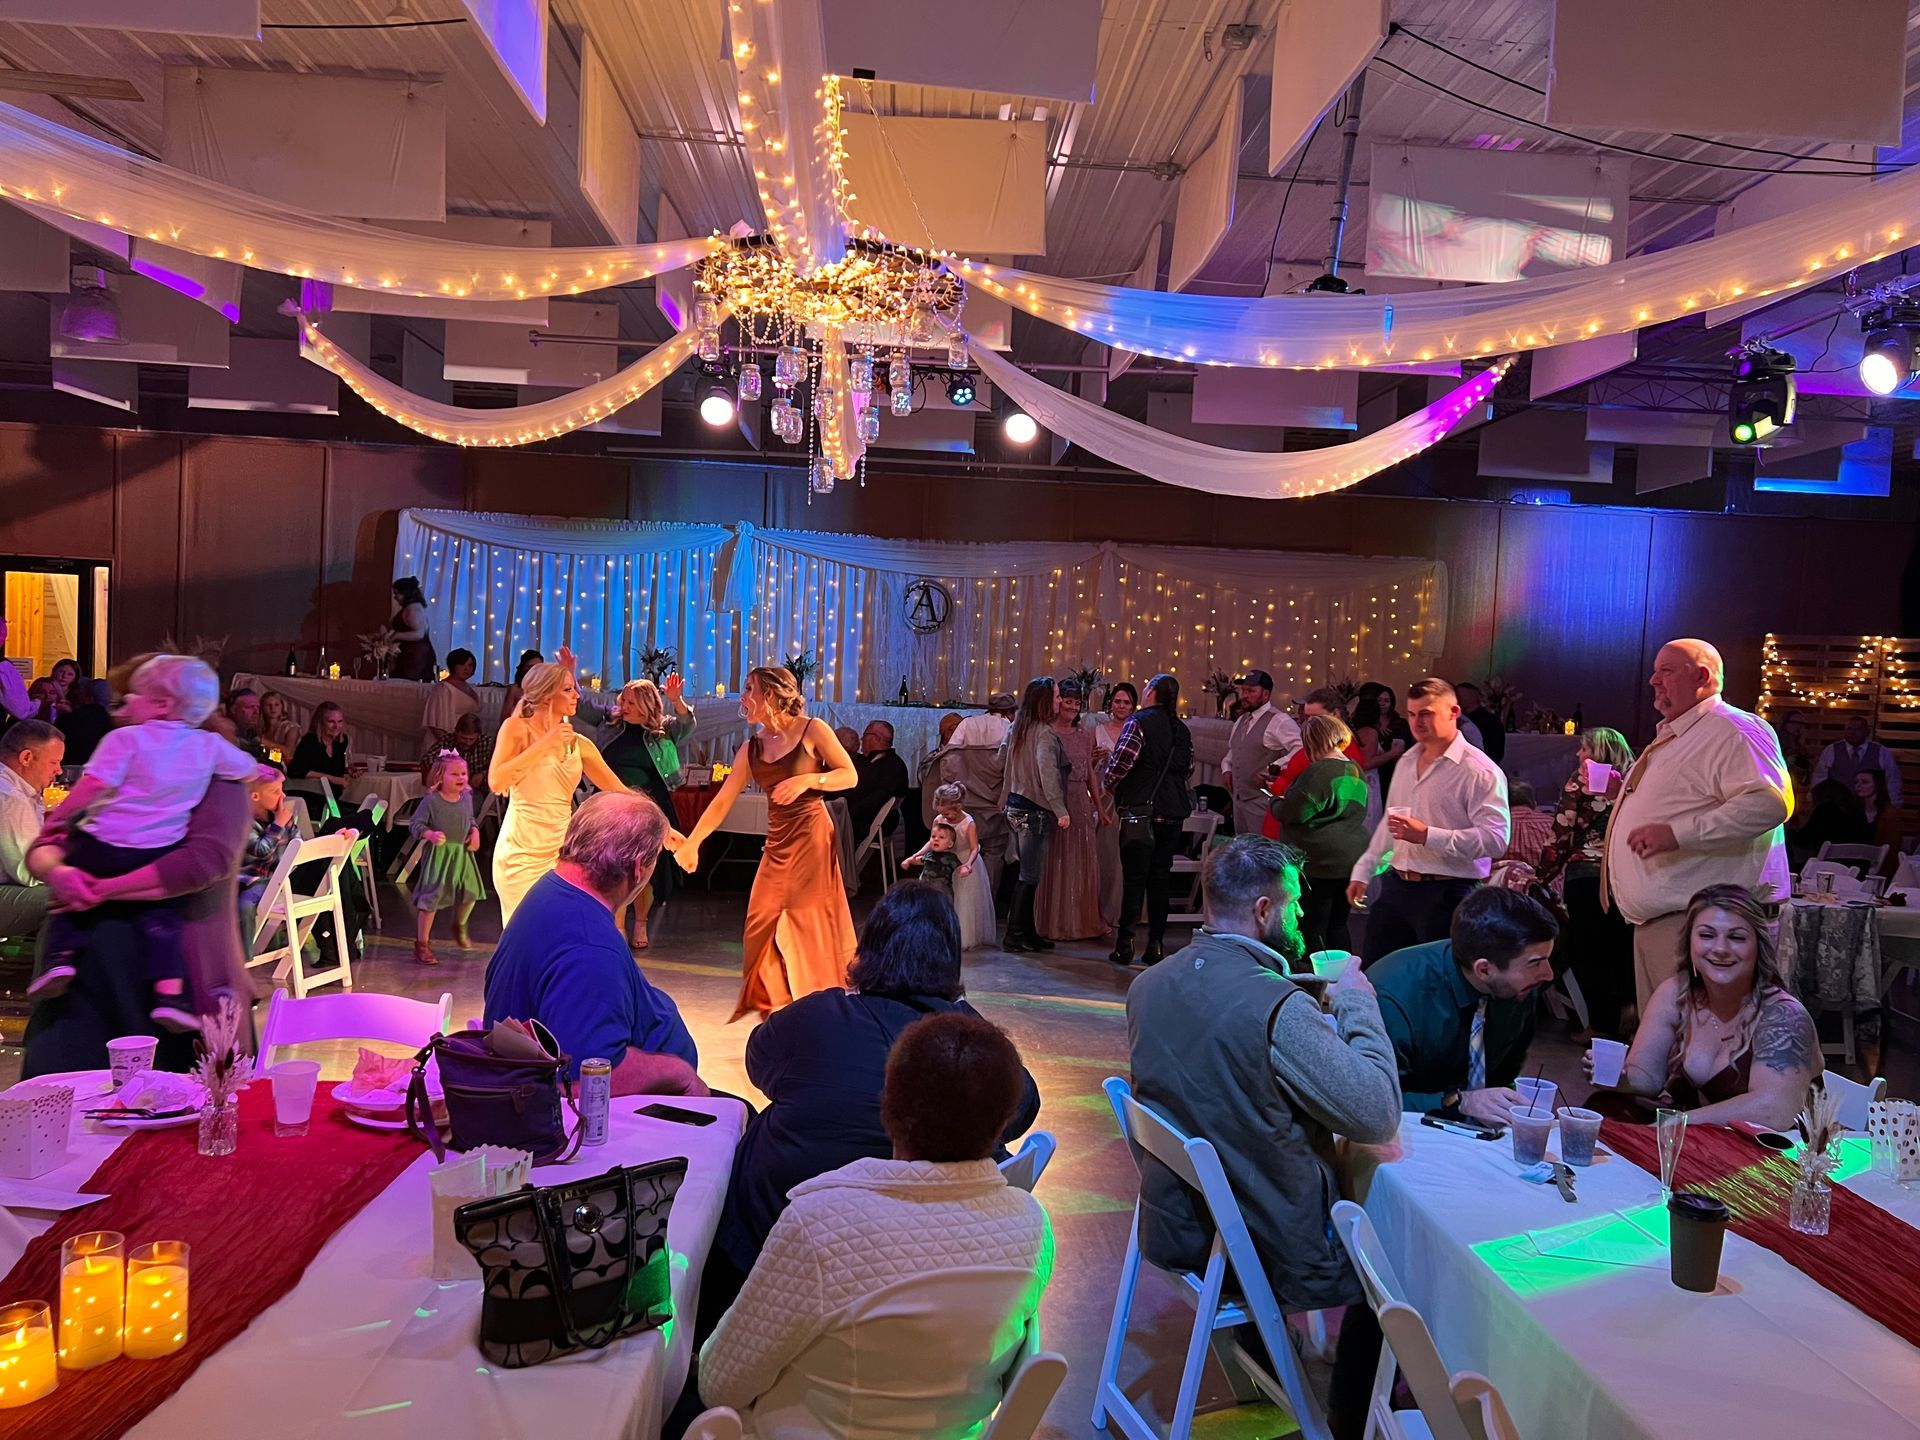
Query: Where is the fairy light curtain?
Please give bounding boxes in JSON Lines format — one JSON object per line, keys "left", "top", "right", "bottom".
{"left": 396, "top": 511, "right": 1447, "bottom": 699}
{"left": 955, "top": 159, "right": 1920, "bottom": 367}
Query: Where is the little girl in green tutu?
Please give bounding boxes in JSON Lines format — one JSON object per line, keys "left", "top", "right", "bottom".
{"left": 409, "top": 752, "right": 488, "bottom": 965}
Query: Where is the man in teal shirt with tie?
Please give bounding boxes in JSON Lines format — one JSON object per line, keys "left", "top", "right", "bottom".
{"left": 1371, "top": 886, "right": 1558, "bottom": 1124}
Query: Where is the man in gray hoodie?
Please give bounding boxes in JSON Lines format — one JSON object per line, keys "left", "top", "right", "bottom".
{"left": 1127, "top": 836, "right": 1402, "bottom": 1440}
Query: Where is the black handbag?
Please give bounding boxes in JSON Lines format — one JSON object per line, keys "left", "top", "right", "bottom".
{"left": 454, "top": 1158, "right": 688, "bottom": 1368}
{"left": 407, "top": 1019, "right": 582, "bottom": 1164}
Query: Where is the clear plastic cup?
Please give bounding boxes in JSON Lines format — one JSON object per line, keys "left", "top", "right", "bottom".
{"left": 1516, "top": 1077, "right": 1559, "bottom": 1115}
{"left": 1583, "top": 759, "right": 1616, "bottom": 795}
{"left": 1557, "top": 1106, "right": 1605, "bottom": 1166}
{"left": 268, "top": 1061, "right": 321, "bottom": 1138}
{"left": 1589, "top": 1038, "right": 1628, "bottom": 1087}
{"left": 1510, "top": 1106, "right": 1555, "bottom": 1166}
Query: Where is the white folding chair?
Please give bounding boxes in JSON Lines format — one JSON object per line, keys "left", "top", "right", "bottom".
{"left": 1164, "top": 811, "right": 1223, "bottom": 926}
{"left": 998, "top": 1131, "right": 1058, "bottom": 1193}
{"left": 292, "top": 803, "right": 315, "bottom": 842}
{"left": 682, "top": 1411, "right": 742, "bottom": 1440}
{"left": 1817, "top": 841, "right": 1890, "bottom": 876}
{"left": 348, "top": 798, "right": 386, "bottom": 930}
{"left": 851, "top": 797, "right": 899, "bottom": 891}
{"left": 249, "top": 832, "right": 357, "bottom": 997}
{"left": 1094, "top": 1076, "right": 1331, "bottom": 1440}
{"left": 1820, "top": 1071, "right": 1886, "bottom": 1132}
{"left": 1453, "top": 1374, "right": 1522, "bottom": 1440}
{"left": 392, "top": 830, "right": 431, "bottom": 889}
{"left": 983, "top": 1350, "right": 1069, "bottom": 1440}
{"left": 1331, "top": 1201, "right": 1520, "bottom": 1440}
{"left": 258, "top": 987, "right": 454, "bottom": 1070}
{"left": 284, "top": 773, "right": 338, "bottom": 823}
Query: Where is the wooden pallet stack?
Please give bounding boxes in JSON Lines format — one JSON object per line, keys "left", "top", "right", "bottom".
{"left": 1760, "top": 633, "right": 1920, "bottom": 835}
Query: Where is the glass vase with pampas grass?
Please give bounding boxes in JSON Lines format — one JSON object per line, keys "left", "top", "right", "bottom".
{"left": 194, "top": 996, "right": 253, "bottom": 1158}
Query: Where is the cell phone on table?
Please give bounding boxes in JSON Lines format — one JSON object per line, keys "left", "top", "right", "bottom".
{"left": 638, "top": 1102, "right": 717, "bottom": 1127}
{"left": 1421, "top": 1110, "right": 1505, "bottom": 1141}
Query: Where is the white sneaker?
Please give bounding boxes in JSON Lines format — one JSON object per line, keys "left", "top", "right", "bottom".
{"left": 26, "top": 965, "right": 76, "bottom": 1001}
{"left": 151, "top": 1006, "right": 203, "bottom": 1033}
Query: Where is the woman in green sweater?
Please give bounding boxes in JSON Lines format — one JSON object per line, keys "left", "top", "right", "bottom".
{"left": 1275, "top": 713, "right": 1372, "bottom": 957}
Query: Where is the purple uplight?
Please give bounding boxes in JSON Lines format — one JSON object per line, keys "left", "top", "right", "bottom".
{"left": 131, "top": 255, "right": 241, "bottom": 323}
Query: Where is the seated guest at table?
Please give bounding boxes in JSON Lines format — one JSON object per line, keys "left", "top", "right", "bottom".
{"left": 237, "top": 764, "right": 300, "bottom": 918}
{"left": 1519, "top": 726, "right": 1635, "bottom": 1038}
{"left": 1851, "top": 768, "right": 1902, "bottom": 870}
{"left": 20, "top": 678, "right": 60, "bottom": 724}
{"left": 833, "top": 724, "right": 860, "bottom": 756}
{"left": 1372, "top": 885, "right": 1558, "bottom": 1122}
{"left": 448, "top": 711, "right": 493, "bottom": 799}
{"left": 1455, "top": 681, "right": 1505, "bottom": 765}
{"left": 1274, "top": 714, "right": 1370, "bottom": 956}
{"left": 499, "top": 648, "right": 544, "bottom": 721}
{"left": 56, "top": 679, "right": 114, "bottom": 766}
{"left": 847, "top": 720, "right": 912, "bottom": 844}
{"left": 483, "top": 791, "right": 703, "bottom": 1093}
{"left": 1813, "top": 712, "right": 1903, "bottom": 807}
{"left": 1347, "top": 678, "right": 1511, "bottom": 964}
{"left": 1127, "top": 837, "right": 1400, "bottom": 1440}
{"left": 225, "top": 687, "right": 263, "bottom": 754}
{"left": 598, "top": 676, "right": 695, "bottom": 949}
{"left": 421, "top": 647, "right": 480, "bottom": 752}
{"left": 0, "top": 719, "right": 62, "bottom": 944}
{"left": 710, "top": 881, "right": 1039, "bottom": 1321}
{"left": 699, "top": 1011, "right": 1051, "bottom": 1439}
{"left": 1502, "top": 781, "right": 1556, "bottom": 868}
{"left": 289, "top": 701, "right": 350, "bottom": 780}
{"left": 1787, "top": 779, "right": 1871, "bottom": 873}
{"left": 1587, "top": 883, "right": 1818, "bottom": 1128}
{"left": 388, "top": 576, "right": 436, "bottom": 682}
{"left": 255, "top": 689, "right": 302, "bottom": 762}
{"left": 45, "top": 658, "right": 80, "bottom": 710}
{"left": 0, "top": 618, "right": 31, "bottom": 724}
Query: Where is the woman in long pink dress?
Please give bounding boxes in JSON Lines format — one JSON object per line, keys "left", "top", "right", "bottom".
{"left": 1036, "top": 679, "right": 1111, "bottom": 942}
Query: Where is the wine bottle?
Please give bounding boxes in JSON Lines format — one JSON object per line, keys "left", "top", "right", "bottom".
{"left": 1572, "top": 700, "right": 1584, "bottom": 731}
{"left": 897, "top": 675, "right": 909, "bottom": 704}
{"left": 285, "top": 646, "right": 298, "bottom": 676}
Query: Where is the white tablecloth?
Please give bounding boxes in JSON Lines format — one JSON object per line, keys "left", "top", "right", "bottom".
{"left": 236, "top": 675, "right": 513, "bottom": 764}
{"left": 1358, "top": 1116, "right": 1920, "bottom": 1440}
{"left": 343, "top": 771, "right": 426, "bottom": 827}
{"left": 2, "top": 1077, "right": 743, "bottom": 1440}
{"left": 699, "top": 789, "right": 860, "bottom": 893}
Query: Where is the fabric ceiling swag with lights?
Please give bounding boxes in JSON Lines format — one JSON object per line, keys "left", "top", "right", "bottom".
{"left": 395, "top": 511, "right": 1447, "bottom": 698}
{"left": 954, "top": 159, "right": 1920, "bottom": 368}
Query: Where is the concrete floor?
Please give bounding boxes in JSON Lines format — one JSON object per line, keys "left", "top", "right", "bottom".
{"left": 3, "top": 867, "right": 1913, "bottom": 1439}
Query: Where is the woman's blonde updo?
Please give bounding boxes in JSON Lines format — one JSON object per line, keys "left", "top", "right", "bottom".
{"left": 746, "top": 666, "right": 806, "bottom": 719}
{"left": 518, "top": 662, "right": 571, "bottom": 718}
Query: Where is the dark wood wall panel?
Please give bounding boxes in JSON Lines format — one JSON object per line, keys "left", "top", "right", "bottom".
{"left": 176, "top": 437, "right": 326, "bottom": 676}
{"left": 0, "top": 424, "right": 115, "bottom": 559}
{"left": 1361, "top": 498, "right": 1504, "bottom": 687}
{"left": 630, "top": 462, "right": 769, "bottom": 525}
{"left": 465, "top": 451, "right": 628, "bottom": 518}
{"left": 323, "top": 445, "right": 465, "bottom": 666}
{"left": 109, "top": 434, "right": 184, "bottom": 656}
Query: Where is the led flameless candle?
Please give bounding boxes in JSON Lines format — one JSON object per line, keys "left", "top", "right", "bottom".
{"left": 123, "top": 1242, "right": 189, "bottom": 1360}
{"left": 0, "top": 1303, "right": 56, "bottom": 1407}
{"left": 58, "top": 1232, "right": 124, "bottom": 1370}
{"left": 327, "top": 663, "right": 341, "bottom": 680}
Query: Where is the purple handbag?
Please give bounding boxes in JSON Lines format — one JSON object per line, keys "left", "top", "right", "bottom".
{"left": 407, "top": 1019, "right": 582, "bottom": 1164}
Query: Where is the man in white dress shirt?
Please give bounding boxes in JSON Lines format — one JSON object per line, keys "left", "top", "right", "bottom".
{"left": 1811, "top": 713, "right": 1903, "bottom": 807}
{"left": 0, "top": 719, "right": 62, "bottom": 943}
{"left": 1603, "top": 638, "right": 1791, "bottom": 1014}
{"left": 1221, "top": 670, "right": 1302, "bottom": 836}
{"left": 1347, "top": 678, "right": 1511, "bottom": 964}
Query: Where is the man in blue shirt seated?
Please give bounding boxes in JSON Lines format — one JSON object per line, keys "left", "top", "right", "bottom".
{"left": 484, "top": 792, "right": 706, "bottom": 1096}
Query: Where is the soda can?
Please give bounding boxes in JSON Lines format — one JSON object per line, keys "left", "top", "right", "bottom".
{"left": 580, "top": 1058, "right": 612, "bottom": 1147}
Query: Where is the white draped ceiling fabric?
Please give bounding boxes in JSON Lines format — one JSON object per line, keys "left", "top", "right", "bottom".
{"left": 953, "top": 161, "right": 1920, "bottom": 368}
{"left": 395, "top": 510, "right": 1447, "bottom": 700}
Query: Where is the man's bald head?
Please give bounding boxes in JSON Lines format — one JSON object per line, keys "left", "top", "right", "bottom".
{"left": 1651, "top": 638, "right": 1724, "bottom": 721}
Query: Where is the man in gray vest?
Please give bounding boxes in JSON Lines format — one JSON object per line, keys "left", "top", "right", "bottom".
{"left": 1126, "top": 836, "right": 1401, "bottom": 1440}
{"left": 1812, "top": 713, "right": 1903, "bottom": 806}
{"left": 1221, "top": 669, "right": 1302, "bottom": 836}
{"left": 939, "top": 693, "right": 1017, "bottom": 889}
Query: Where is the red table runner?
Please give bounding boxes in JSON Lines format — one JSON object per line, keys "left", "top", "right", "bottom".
{"left": 670, "top": 783, "right": 717, "bottom": 834}
{"left": 1601, "top": 1118, "right": 1920, "bottom": 1348}
{"left": 0, "top": 1084, "right": 420, "bottom": 1439}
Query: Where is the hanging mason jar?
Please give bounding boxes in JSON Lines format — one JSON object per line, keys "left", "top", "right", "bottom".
{"left": 737, "top": 364, "right": 763, "bottom": 403}
{"left": 771, "top": 396, "right": 798, "bottom": 443}
{"left": 809, "top": 454, "right": 836, "bottom": 494}
{"left": 890, "top": 377, "right": 914, "bottom": 417}
{"left": 813, "top": 382, "right": 838, "bottom": 421}
{"left": 947, "top": 332, "right": 969, "bottom": 369}
{"left": 858, "top": 404, "right": 881, "bottom": 444}
{"left": 693, "top": 294, "right": 719, "bottom": 331}
{"left": 887, "top": 351, "right": 912, "bottom": 393}
{"left": 697, "top": 328, "right": 722, "bottom": 363}
{"left": 849, "top": 347, "right": 876, "bottom": 394}
{"left": 773, "top": 343, "right": 804, "bottom": 390}
{"left": 907, "top": 304, "right": 936, "bottom": 344}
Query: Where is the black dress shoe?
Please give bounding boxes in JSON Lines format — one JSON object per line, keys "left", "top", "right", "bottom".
{"left": 1029, "top": 935, "right": 1055, "bottom": 951}
{"left": 1108, "top": 944, "right": 1134, "bottom": 966}
{"left": 1003, "top": 933, "right": 1034, "bottom": 952}
{"left": 1140, "top": 944, "right": 1165, "bottom": 967}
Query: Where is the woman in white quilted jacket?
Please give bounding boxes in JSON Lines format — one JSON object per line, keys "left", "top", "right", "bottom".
{"left": 697, "top": 1011, "right": 1054, "bottom": 1438}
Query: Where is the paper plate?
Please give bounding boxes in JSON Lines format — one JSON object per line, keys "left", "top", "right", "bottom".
{"left": 92, "top": 1109, "right": 201, "bottom": 1132}
{"left": 345, "top": 1109, "right": 445, "bottom": 1135}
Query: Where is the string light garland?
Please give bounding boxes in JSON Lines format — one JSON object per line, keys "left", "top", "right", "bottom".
{"left": 1759, "top": 633, "right": 1920, "bottom": 712}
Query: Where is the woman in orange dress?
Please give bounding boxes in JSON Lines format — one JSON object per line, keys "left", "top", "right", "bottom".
{"left": 672, "top": 666, "right": 859, "bottom": 1019}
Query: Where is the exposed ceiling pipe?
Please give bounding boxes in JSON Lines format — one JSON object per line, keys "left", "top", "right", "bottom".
{"left": 1322, "top": 73, "right": 1366, "bottom": 279}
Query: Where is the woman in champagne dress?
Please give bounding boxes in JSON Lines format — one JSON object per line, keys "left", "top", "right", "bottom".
{"left": 488, "top": 658, "right": 632, "bottom": 925}
{"left": 673, "top": 666, "right": 859, "bottom": 1019}
{"left": 1036, "top": 679, "right": 1111, "bottom": 942}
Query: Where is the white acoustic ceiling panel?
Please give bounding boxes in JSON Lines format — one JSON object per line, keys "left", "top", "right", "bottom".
{"left": 1267, "top": 0, "right": 1387, "bottom": 173}
{"left": 1530, "top": 331, "right": 1637, "bottom": 400}
{"left": 517, "top": 384, "right": 661, "bottom": 435}
{"left": 1547, "top": 0, "right": 1905, "bottom": 144}
{"left": 1478, "top": 408, "right": 1615, "bottom": 483}
{"left": 0, "top": 205, "right": 69, "bottom": 292}
{"left": 333, "top": 218, "right": 552, "bottom": 326}
{"left": 841, "top": 115, "right": 1047, "bottom": 254}
{"left": 52, "top": 359, "right": 137, "bottom": 411}
{"left": 0, "top": 0, "right": 257, "bottom": 37}
{"left": 578, "top": 34, "right": 641, "bottom": 245}
{"left": 1192, "top": 368, "right": 1358, "bottom": 430}
{"left": 821, "top": 0, "right": 1099, "bottom": 103}
{"left": 1169, "top": 83, "right": 1243, "bottom": 291}
{"left": 162, "top": 67, "right": 446, "bottom": 221}
{"left": 459, "top": 0, "right": 550, "bottom": 123}
{"left": 129, "top": 240, "right": 243, "bottom": 322}
{"left": 444, "top": 300, "right": 618, "bottom": 385}
{"left": 190, "top": 337, "right": 337, "bottom": 414}
{"left": 654, "top": 194, "right": 696, "bottom": 333}
{"left": 1635, "top": 445, "right": 1715, "bottom": 494}
{"left": 13, "top": 201, "right": 128, "bottom": 261}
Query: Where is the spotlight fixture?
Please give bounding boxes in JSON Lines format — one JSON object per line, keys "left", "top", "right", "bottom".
{"left": 1857, "top": 302, "right": 1920, "bottom": 396}
{"left": 58, "top": 263, "right": 125, "bottom": 346}
{"left": 1003, "top": 410, "right": 1039, "bottom": 445}
{"left": 942, "top": 371, "right": 976, "bottom": 407}
{"left": 1726, "top": 346, "right": 1796, "bottom": 445}
{"left": 698, "top": 372, "right": 737, "bottom": 427}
